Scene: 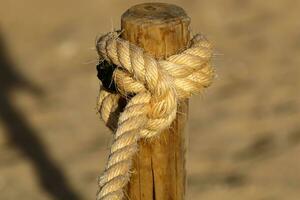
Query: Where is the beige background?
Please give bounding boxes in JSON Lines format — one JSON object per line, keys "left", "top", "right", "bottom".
{"left": 0, "top": 0, "right": 299, "bottom": 199}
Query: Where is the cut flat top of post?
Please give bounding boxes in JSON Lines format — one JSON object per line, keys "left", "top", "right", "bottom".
{"left": 121, "top": 3, "right": 191, "bottom": 58}
{"left": 121, "top": 3, "right": 190, "bottom": 25}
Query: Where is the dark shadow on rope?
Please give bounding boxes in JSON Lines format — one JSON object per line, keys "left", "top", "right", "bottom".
{"left": 0, "top": 30, "right": 82, "bottom": 200}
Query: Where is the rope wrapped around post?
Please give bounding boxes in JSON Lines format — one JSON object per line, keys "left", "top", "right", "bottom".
{"left": 96, "top": 31, "right": 214, "bottom": 200}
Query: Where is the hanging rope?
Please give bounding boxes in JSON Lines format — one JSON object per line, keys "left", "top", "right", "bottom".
{"left": 95, "top": 31, "right": 214, "bottom": 200}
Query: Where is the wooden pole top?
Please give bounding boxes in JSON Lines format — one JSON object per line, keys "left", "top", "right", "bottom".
{"left": 121, "top": 3, "right": 190, "bottom": 25}
{"left": 121, "top": 3, "right": 191, "bottom": 59}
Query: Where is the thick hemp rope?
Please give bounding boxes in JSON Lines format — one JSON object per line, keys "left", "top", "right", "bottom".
{"left": 96, "top": 31, "right": 214, "bottom": 200}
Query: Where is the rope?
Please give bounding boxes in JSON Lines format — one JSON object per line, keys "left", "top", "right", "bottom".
{"left": 96, "top": 31, "right": 214, "bottom": 200}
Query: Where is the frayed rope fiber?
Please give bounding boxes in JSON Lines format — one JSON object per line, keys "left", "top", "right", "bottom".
{"left": 96, "top": 31, "right": 215, "bottom": 200}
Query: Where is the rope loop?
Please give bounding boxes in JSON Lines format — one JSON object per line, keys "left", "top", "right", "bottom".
{"left": 96, "top": 31, "right": 214, "bottom": 200}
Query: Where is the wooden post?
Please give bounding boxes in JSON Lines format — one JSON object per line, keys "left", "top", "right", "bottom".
{"left": 121, "top": 3, "right": 190, "bottom": 200}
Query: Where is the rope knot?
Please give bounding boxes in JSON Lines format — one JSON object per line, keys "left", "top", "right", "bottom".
{"left": 96, "top": 31, "right": 215, "bottom": 200}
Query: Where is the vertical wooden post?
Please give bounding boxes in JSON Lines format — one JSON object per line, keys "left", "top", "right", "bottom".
{"left": 121, "top": 3, "right": 190, "bottom": 200}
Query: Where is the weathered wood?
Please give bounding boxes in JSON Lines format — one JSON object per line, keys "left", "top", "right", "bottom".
{"left": 121, "top": 3, "right": 190, "bottom": 200}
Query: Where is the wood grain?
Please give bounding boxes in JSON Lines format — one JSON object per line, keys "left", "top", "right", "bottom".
{"left": 121, "top": 3, "right": 190, "bottom": 200}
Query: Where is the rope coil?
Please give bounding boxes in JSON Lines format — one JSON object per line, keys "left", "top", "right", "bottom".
{"left": 96, "top": 31, "right": 214, "bottom": 200}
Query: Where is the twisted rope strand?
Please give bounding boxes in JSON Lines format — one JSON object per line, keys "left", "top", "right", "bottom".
{"left": 96, "top": 31, "right": 214, "bottom": 200}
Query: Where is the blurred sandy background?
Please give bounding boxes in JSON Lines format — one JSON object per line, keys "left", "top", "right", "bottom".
{"left": 0, "top": 0, "right": 299, "bottom": 199}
